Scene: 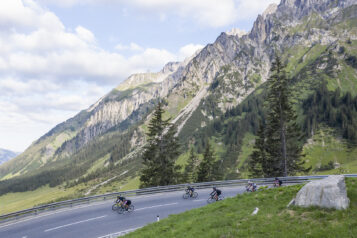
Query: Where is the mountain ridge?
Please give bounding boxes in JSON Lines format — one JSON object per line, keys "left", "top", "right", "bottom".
{"left": 0, "top": 0, "right": 356, "bottom": 196}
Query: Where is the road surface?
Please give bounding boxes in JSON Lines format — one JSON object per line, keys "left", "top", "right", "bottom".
{"left": 0, "top": 186, "right": 247, "bottom": 238}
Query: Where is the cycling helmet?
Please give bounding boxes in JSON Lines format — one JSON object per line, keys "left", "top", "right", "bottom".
{"left": 213, "top": 187, "right": 216, "bottom": 190}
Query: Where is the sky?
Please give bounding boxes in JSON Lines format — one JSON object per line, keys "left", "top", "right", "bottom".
{"left": 0, "top": 0, "right": 279, "bottom": 152}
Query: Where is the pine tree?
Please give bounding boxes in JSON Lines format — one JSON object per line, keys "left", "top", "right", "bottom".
{"left": 249, "top": 55, "right": 308, "bottom": 177}
{"left": 196, "top": 142, "right": 215, "bottom": 182}
{"left": 140, "top": 101, "right": 181, "bottom": 187}
{"left": 183, "top": 148, "right": 199, "bottom": 182}
{"left": 263, "top": 55, "right": 307, "bottom": 176}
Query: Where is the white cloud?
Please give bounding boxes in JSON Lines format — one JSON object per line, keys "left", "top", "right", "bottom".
{"left": 235, "top": 0, "right": 280, "bottom": 20}
{"left": 75, "top": 26, "right": 96, "bottom": 43}
{"left": 39, "top": 0, "right": 280, "bottom": 28}
{"left": 0, "top": 0, "right": 64, "bottom": 30}
{"left": 0, "top": 1, "right": 181, "bottom": 81}
{"left": 115, "top": 42, "right": 143, "bottom": 51}
{"left": 0, "top": 0, "right": 204, "bottom": 151}
{"left": 178, "top": 44, "right": 204, "bottom": 60}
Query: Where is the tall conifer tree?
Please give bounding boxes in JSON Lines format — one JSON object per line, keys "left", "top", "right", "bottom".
{"left": 140, "top": 101, "right": 181, "bottom": 187}
{"left": 249, "top": 55, "right": 308, "bottom": 177}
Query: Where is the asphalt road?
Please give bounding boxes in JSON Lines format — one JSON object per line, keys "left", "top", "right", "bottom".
{"left": 0, "top": 186, "right": 247, "bottom": 238}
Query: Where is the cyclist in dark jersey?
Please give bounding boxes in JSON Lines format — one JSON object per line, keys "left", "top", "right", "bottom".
{"left": 116, "top": 195, "right": 125, "bottom": 203}
{"left": 116, "top": 195, "right": 126, "bottom": 207}
{"left": 123, "top": 198, "right": 132, "bottom": 210}
{"left": 210, "top": 187, "right": 222, "bottom": 201}
{"left": 274, "top": 177, "right": 283, "bottom": 187}
{"left": 187, "top": 186, "right": 195, "bottom": 197}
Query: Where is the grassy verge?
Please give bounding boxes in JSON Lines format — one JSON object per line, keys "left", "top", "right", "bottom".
{"left": 0, "top": 172, "right": 142, "bottom": 215}
{"left": 125, "top": 178, "right": 357, "bottom": 238}
{"left": 0, "top": 185, "right": 83, "bottom": 215}
{"left": 303, "top": 126, "right": 357, "bottom": 174}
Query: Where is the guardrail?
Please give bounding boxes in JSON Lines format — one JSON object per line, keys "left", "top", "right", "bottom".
{"left": 1, "top": 174, "right": 356, "bottom": 223}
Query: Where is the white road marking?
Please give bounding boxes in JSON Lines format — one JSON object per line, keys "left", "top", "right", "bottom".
{"left": 97, "top": 227, "right": 142, "bottom": 238}
{"left": 44, "top": 215, "right": 107, "bottom": 232}
{"left": 136, "top": 202, "right": 178, "bottom": 211}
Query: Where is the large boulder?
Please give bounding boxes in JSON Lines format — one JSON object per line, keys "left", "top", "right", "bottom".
{"left": 292, "top": 175, "right": 349, "bottom": 210}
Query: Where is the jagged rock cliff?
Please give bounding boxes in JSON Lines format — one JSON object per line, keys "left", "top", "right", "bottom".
{"left": 1, "top": 0, "right": 356, "bottom": 180}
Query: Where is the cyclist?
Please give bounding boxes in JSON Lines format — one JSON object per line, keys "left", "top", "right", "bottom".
{"left": 210, "top": 187, "right": 222, "bottom": 201}
{"left": 116, "top": 195, "right": 125, "bottom": 206}
{"left": 246, "top": 181, "right": 257, "bottom": 192}
{"left": 187, "top": 186, "right": 195, "bottom": 197}
{"left": 122, "top": 198, "right": 132, "bottom": 211}
{"left": 274, "top": 177, "right": 283, "bottom": 187}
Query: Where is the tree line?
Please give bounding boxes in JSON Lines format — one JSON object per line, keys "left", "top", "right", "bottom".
{"left": 139, "top": 101, "right": 224, "bottom": 187}
{"left": 303, "top": 83, "right": 357, "bottom": 143}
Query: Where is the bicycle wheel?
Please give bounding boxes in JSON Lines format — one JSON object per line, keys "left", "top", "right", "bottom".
{"left": 127, "top": 205, "right": 134, "bottom": 213}
{"left": 112, "top": 203, "right": 119, "bottom": 211}
{"left": 218, "top": 195, "right": 224, "bottom": 201}
{"left": 183, "top": 193, "right": 189, "bottom": 199}
{"left": 117, "top": 207, "right": 125, "bottom": 214}
{"left": 207, "top": 197, "right": 215, "bottom": 204}
{"left": 192, "top": 192, "right": 198, "bottom": 198}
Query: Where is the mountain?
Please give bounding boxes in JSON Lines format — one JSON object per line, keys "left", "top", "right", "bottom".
{"left": 0, "top": 0, "right": 356, "bottom": 196}
{"left": 0, "top": 149, "right": 18, "bottom": 165}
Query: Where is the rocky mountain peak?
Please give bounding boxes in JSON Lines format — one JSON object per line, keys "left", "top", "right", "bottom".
{"left": 226, "top": 28, "right": 247, "bottom": 38}
{"left": 249, "top": 0, "right": 355, "bottom": 44}
{"left": 262, "top": 3, "right": 278, "bottom": 18}
{"left": 277, "top": 0, "right": 355, "bottom": 20}
{"left": 161, "top": 61, "right": 181, "bottom": 74}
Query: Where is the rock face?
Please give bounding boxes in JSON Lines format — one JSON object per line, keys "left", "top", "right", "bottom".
{"left": 1, "top": 0, "right": 356, "bottom": 180}
{"left": 293, "top": 175, "right": 350, "bottom": 210}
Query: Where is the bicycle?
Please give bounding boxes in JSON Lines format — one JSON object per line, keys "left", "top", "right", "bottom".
{"left": 117, "top": 204, "right": 135, "bottom": 214}
{"left": 207, "top": 194, "right": 224, "bottom": 204}
{"left": 112, "top": 202, "right": 122, "bottom": 211}
{"left": 182, "top": 189, "right": 198, "bottom": 199}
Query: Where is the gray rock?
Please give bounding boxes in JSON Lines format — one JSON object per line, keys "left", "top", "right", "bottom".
{"left": 293, "top": 175, "right": 350, "bottom": 210}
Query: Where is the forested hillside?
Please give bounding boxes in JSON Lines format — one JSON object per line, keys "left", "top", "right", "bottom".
{"left": 0, "top": 0, "right": 356, "bottom": 208}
